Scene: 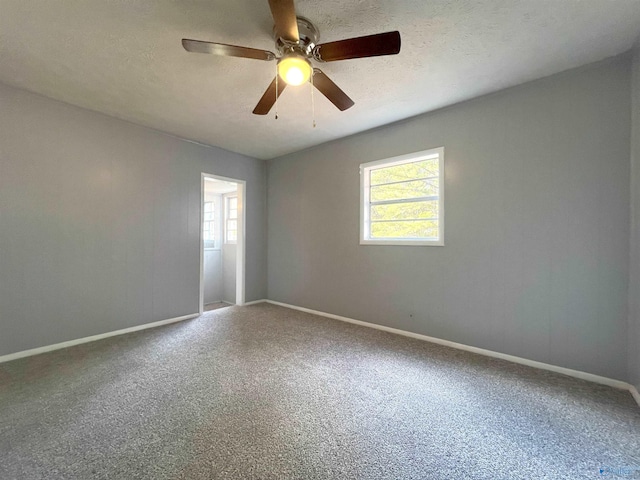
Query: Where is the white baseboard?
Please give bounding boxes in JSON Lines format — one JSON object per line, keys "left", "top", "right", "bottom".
{"left": 3, "top": 299, "right": 638, "bottom": 409}
{"left": 265, "top": 300, "right": 637, "bottom": 400}
{"left": 630, "top": 385, "right": 640, "bottom": 407}
{"left": 0, "top": 313, "right": 199, "bottom": 364}
{"left": 242, "top": 299, "right": 267, "bottom": 306}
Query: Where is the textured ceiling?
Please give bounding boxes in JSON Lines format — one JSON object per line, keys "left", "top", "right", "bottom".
{"left": 1, "top": 1, "right": 639, "bottom": 160}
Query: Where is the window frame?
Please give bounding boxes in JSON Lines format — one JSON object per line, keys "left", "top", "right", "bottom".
{"left": 360, "top": 147, "right": 445, "bottom": 246}
{"left": 225, "top": 195, "right": 238, "bottom": 244}
{"left": 203, "top": 200, "right": 216, "bottom": 249}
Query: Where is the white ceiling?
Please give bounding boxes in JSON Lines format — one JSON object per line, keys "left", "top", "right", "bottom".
{"left": 205, "top": 177, "right": 238, "bottom": 195}
{"left": 1, "top": 1, "right": 639, "bottom": 160}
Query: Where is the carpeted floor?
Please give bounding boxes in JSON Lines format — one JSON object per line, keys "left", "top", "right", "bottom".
{"left": 1, "top": 304, "right": 638, "bottom": 479}
{"left": 204, "top": 302, "right": 231, "bottom": 312}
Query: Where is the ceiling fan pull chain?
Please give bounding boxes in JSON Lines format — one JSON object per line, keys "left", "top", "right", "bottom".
{"left": 275, "top": 63, "right": 279, "bottom": 120}
{"left": 310, "top": 70, "right": 316, "bottom": 128}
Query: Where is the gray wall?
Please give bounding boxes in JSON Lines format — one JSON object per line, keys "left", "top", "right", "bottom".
{"left": 0, "top": 82, "right": 267, "bottom": 357}
{"left": 203, "top": 246, "right": 223, "bottom": 304}
{"left": 268, "top": 55, "right": 631, "bottom": 380}
{"left": 630, "top": 41, "right": 640, "bottom": 391}
{"left": 223, "top": 244, "right": 237, "bottom": 304}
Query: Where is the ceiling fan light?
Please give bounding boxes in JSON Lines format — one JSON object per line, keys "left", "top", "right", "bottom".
{"left": 278, "top": 55, "right": 312, "bottom": 86}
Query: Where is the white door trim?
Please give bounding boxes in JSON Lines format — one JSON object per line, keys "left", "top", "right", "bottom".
{"left": 200, "top": 173, "right": 246, "bottom": 312}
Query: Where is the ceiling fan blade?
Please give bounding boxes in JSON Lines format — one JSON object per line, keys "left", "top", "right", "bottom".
{"left": 182, "top": 39, "right": 276, "bottom": 61}
{"left": 313, "top": 31, "right": 401, "bottom": 62}
{"left": 253, "top": 77, "right": 287, "bottom": 115}
{"left": 312, "top": 69, "right": 354, "bottom": 111}
{"left": 268, "top": 0, "right": 299, "bottom": 44}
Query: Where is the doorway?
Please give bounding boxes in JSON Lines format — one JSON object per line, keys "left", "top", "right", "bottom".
{"left": 200, "top": 173, "right": 246, "bottom": 313}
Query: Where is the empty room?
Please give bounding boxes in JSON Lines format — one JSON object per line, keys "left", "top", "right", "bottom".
{"left": 1, "top": 0, "right": 640, "bottom": 478}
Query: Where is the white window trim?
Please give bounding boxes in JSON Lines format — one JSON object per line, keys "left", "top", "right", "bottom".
{"left": 224, "top": 194, "right": 238, "bottom": 245}
{"left": 203, "top": 200, "right": 217, "bottom": 250}
{"left": 360, "top": 147, "right": 445, "bottom": 246}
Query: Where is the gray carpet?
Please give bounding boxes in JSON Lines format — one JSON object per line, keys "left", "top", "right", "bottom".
{"left": 204, "top": 302, "right": 231, "bottom": 312}
{"left": 1, "top": 304, "right": 638, "bottom": 479}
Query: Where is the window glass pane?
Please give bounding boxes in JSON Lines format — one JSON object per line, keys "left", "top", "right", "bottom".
{"left": 229, "top": 197, "right": 237, "bottom": 210}
{"left": 227, "top": 220, "right": 237, "bottom": 231}
{"left": 229, "top": 209, "right": 237, "bottom": 220}
{"left": 227, "top": 230, "right": 237, "bottom": 242}
{"left": 370, "top": 159, "right": 438, "bottom": 186}
{"left": 370, "top": 220, "right": 438, "bottom": 239}
{"left": 362, "top": 149, "right": 443, "bottom": 244}
{"left": 204, "top": 223, "right": 215, "bottom": 244}
{"left": 203, "top": 199, "right": 216, "bottom": 247}
{"left": 370, "top": 201, "right": 438, "bottom": 221}
{"left": 370, "top": 178, "right": 438, "bottom": 202}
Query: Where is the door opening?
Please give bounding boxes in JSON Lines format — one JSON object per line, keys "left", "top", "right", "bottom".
{"left": 200, "top": 174, "right": 246, "bottom": 313}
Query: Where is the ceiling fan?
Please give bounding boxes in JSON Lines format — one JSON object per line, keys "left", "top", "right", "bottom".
{"left": 182, "top": 0, "right": 401, "bottom": 115}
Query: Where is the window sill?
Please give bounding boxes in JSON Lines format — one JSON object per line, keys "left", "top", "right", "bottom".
{"left": 360, "top": 239, "right": 444, "bottom": 246}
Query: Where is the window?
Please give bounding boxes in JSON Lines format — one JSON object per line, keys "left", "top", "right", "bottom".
{"left": 203, "top": 201, "right": 216, "bottom": 248}
{"left": 225, "top": 196, "right": 238, "bottom": 244}
{"left": 360, "top": 147, "right": 444, "bottom": 246}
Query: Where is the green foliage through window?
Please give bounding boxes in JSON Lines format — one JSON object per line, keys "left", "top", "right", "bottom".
{"left": 361, "top": 149, "right": 443, "bottom": 244}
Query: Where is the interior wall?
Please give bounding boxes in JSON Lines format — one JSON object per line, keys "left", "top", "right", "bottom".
{"left": 630, "top": 40, "right": 640, "bottom": 391}
{"left": 222, "top": 244, "right": 237, "bottom": 304}
{"left": 0, "top": 82, "right": 267, "bottom": 357}
{"left": 268, "top": 55, "right": 631, "bottom": 380}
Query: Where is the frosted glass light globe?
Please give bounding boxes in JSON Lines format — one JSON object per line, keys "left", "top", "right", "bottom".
{"left": 278, "top": 56, "right": 312, "bottom": 86}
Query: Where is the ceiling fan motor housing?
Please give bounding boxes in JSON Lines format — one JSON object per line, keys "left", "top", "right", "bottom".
{"left": 274, "top": 16, "right": 319, "bottom": 57}
{"left": 183, "top": 0, "right": 401, "bottom": 115}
